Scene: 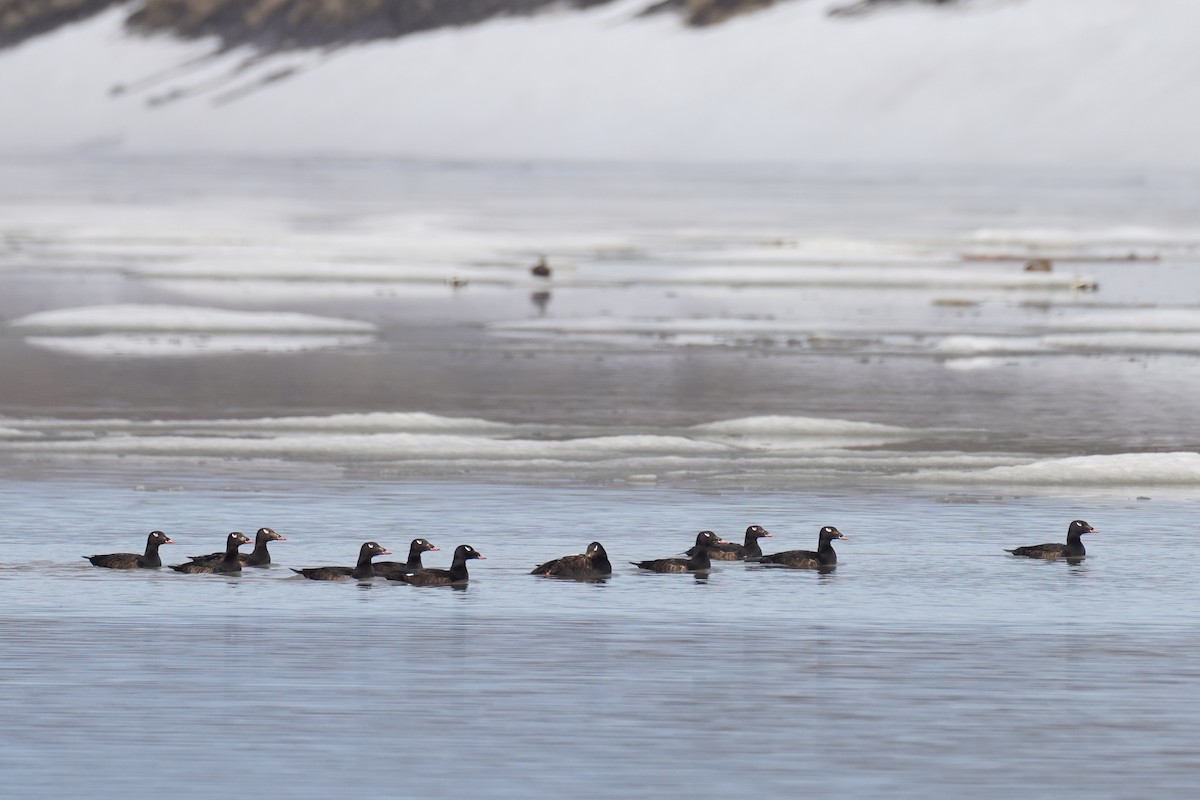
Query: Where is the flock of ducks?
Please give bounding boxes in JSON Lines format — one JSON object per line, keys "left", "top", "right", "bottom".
{"left": 81, "top": 520, "right": 1099, "bottom": 584}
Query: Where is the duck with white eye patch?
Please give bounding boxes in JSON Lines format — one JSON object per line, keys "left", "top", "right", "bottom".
{"left": 170, "top": 532, "right": 252, "bottom": 574}
{"left": 1005, "top": 520, "right": 1097, "bottom": 560}
{"left": 373, "top": 538, "right": 440, "bottom": 579}
{"left": 84, "top": 530, "right": 176, "bottom": 569}
{"left": 757, "top": 526, "right": 847, "bottom": 569}
{"left": 187, "top": 527, "right": 286, "bottom": 568}
{"left": 685, "top": 525, "right": 772, "bottom": 561}
{"left": 631, "top": 531, "right": 728, "bottom": 573}
{"left": 389, "top": 545, "right": 484, "bottom": 586}
{"left": 292, "top": 542, "right": 391, "bottom": 581}
{"left": 530, "top": 541, "right": 612, "bottom": 580}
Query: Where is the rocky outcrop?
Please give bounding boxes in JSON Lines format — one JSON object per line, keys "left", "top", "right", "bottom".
{"left": 641, "top": 0, "right": 780, "bottom": 28}
{"left": 0, "top": 0, "right": 119, "bottom": 48}
{"left": 126, "top": 0, "right": 615, "bottom": 51}
{"left": 829, "top": 0, "right": 957, "bottom": 16}
{"left": 1, "top": 0, "right": 965, "bottom": 53}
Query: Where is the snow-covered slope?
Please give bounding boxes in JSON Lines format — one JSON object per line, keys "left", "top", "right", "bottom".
{"left": 1, "top": 0, "right": 1197, "bottom": 167}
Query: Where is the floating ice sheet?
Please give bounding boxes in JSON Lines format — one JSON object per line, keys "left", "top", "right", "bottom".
{"left": 1049, "top": 309, "right": 1200, "bottom": 332}
{"left": 9, "top": 304, "right": 378, "bottom": 357}
{"left": 691, "top": 415, "right": 910, "bottom": 437}
{"left": 9, "top": 304, "right": 377, "bottom": 334}
{"left": 920, "top": 452, "right": 1200, "bottom": 486}
{"left": 21, "top": 333, "right": 376, "bottom": 357}
{"left": 3, "top": 409, "right": 1189, "bottom": 487}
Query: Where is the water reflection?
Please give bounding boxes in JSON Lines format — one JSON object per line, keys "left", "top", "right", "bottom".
{"left": 746, "top": 563, "right": 837, "bottom": 576}
{"left": 530, "top": 290, "right": 551, "bottom": 315}
{"left": 533, "top": 574, "right": 611, "bottom": 585}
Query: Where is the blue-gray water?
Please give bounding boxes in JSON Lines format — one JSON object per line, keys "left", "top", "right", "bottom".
{"left": 3, "top": 477, "right": 1199, "bottom": 798}
{"left": 2, "top": 157, "right": 1200, "bottom": 798}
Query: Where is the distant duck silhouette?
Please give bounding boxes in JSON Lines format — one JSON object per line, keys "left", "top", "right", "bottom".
{"left": 1024, "top": 258, "right": 1053, "bottom": 272}
{"left": 84, "top": 530, "right": 175, "bottom": 569}
{"left": 373, "top": 538, "right": 440, "bottom": 578}
{"left": 631, "top": 531, "right": 727, "bottom": 573}
{"left": 530, "top": 256, "right": 552, "bottom": 278}
{"left": 171, "top": 532, "right": 251, "bottom": 574}
{"left": 187, "top": 527, "right": 285, "bottom": 568}
{"left": 292, "top": 542, "right": 391, "bottom": 580}
{"left": 758, "top": 526, "right": 847, "bottom": 569}
{"left": 1005, "top": 520, "right": 1096, "bottom": 560}
{"left": 531, "top": 541, "right": 612, "bottom": 580}
{"left": 687, "top": 525, "right": 772, "bottom": 561}
{"left": 389, "top": 544, "right": 484, "bottom": 586}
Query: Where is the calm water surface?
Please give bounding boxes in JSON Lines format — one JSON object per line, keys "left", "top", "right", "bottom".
{"left": 2, "top": 476, "right": 1199, "bottom": 798}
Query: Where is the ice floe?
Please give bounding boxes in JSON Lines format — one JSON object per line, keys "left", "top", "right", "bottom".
{"left": 4, "top": 409, "right": 1191, "bottom": 489}
{"left": 9, "top": 304, "right": 376, "bottom": 333}
{"left": 8, "top": 304, "right": 377, "bottom": 357}
{"left": 691, "top": 415, "right": 908, "bottom": 437}
{"left": 0, "top": 411, "right": 919, "bottom": 474}
{"left": 20, "top": 333, "right": 375, "bottom": 357}
{"left": 925, "top": 452, "right": 1200, "bottom": 486}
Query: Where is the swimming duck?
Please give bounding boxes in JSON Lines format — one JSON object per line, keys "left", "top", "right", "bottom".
{"left": 390, "top": 544, "right": 484, "bottom": 586}
{"left": 187, "top": 527, "right": 285, "bottom": 567}
{"left": 531, "top": 541, "right": 612, "bottom": 579}
{"left": 291, "top": 542, "right": 391, "bottom": 580}
{"left": 84, "top": 530, "right": 175, "bottom": 569}
{"left": 1005, "top": 520, "right": 1096, "bottom": 560}
{"left": 686, "top": 525, "right": 772, "bottom": 560}
{"left": 373, "top": 538, "right": 440, "bottom": 578}
{"left": 171, "top": 532, "right": 252, "bottom": 574}
{"left": 758, "top": 526, "right": 847, "bottom": 569}
{"left": 631, "top": 531, "right": 727, "bottom": 573}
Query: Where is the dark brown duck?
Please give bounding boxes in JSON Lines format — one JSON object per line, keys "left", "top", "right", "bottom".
{"left": 1005, "top": 520, "right": 1096, "bottom": 560}
{"left": 292, "top": 542, "right": 391, "bottom": 580}
{"left": 631, "top": 531, "right": 727, "bottom": 573}
{"left": 84, "top": 530, "right": 176, "bottom": 569}
{"left": 390, "top": 544, "right": 484, "bottom": 586}
{"left": 758, "top": 526, "right": 847, "bottom": 569}
{"left": 373, "top": 538, "right": 439, "bottom": 578}
{"left": 171, "top": 532, "right": 252, "bottom": 574}
{"left": 531, "top": 541, "right": 612, "bottom": 579}
{"left": 686, "top": 525, "right": 772, "bottom": 560}
{"left": 187, "top": 527, "right": 286, "bottom": 567}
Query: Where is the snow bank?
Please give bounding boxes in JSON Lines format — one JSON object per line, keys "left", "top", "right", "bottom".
{"left": 1, "top": 0, "right": 1198, "bottom": 167}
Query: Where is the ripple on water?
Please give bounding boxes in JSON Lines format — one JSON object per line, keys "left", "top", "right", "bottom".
{"left": 1, "top": 479, "right": 1199, "bottom": 797}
